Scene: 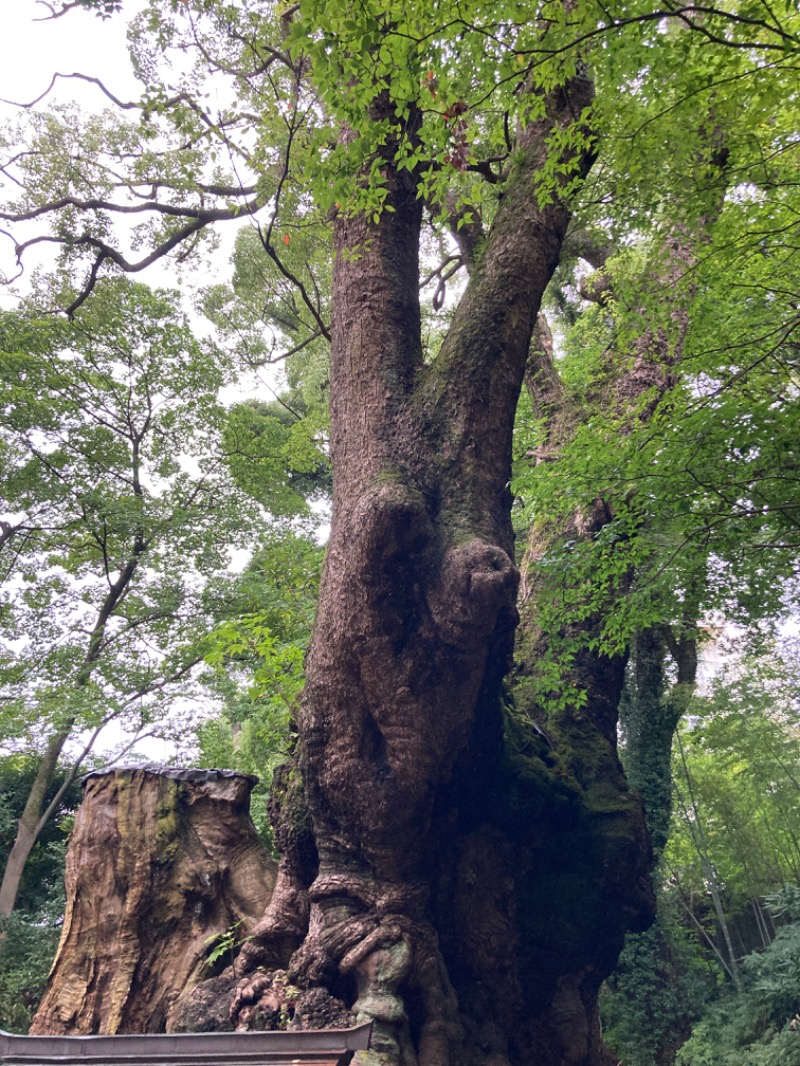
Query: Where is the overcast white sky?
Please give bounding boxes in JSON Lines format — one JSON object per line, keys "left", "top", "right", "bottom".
{"left": 0, "top": 1, "right": 144, "bottom": 107}
{"left": 0, "top": 0, "right": 158, "bottom": 296}
{"left": 0, "top": 1, "right": 277, "bottom": 385}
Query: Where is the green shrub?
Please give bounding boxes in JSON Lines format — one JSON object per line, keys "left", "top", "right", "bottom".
{"left": 677, "top": 892, "right": 800, "bottom": 1066}
{"left": 0, "top": 913, "right": 62, "bottom": 1032}
{"left": 602, "top": 901, "right": 709, "bottom": 1066}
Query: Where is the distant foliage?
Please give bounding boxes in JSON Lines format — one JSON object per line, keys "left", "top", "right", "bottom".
{"left": 602, "top": 902, "right": 709, "bottom": 1066}
{"left": 605, "top": 644, "right": 800, "bottom": 1065}
{"left": 0, "top": 756, "right": 77, "bottom": 1031}
{"left": 667, "top": 655, "right": 800, "bottom": 921}
{"left": 199, "top": 528, "right": 323, "bottom": 846}
{"left": 0, "top": 912, "right": 62, "bottom": 1033}
{"left": 0, "top": 756, "right": 77, "bottom": 917}
{"left": 677, "top": 891, "right": 800, "bottom": 1066}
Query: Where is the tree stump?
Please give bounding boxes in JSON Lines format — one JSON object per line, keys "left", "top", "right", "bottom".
{"left": 31, "top": 766, "right": 276, "bottom": 1036}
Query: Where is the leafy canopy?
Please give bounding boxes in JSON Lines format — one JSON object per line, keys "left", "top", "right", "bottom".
{"left": 0, "top": 275, "right": 257, "bottom": 755}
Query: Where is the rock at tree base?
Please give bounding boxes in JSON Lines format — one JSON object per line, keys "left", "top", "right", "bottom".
{"left": 31, "top": 766, "right": 276, "bottom": 1035}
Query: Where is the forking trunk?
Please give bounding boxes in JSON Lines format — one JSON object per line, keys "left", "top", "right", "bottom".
{"left": 222, "top": 74, "right": 654, "bottom": 1065}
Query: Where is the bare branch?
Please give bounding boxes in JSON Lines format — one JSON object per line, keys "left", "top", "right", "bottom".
{"left": 4, "top": 72, "right": 142, "bottom": 111}
{"left": 5, "top": 194, "right": 263, "bottom": 315}
{"left": 1, "top": 192, "right": 259, "bottom": 225}
{"left": 255, "top": 328, "right": 325, "bottom": 367}
{"left": 255, "top": 100, "right": 332, "bottom": 342}
{"left": 33, "top": 1, "right": 85, "bottom": 21}
{"left": 421, "top": 254, "right": 464, "bottom": 311}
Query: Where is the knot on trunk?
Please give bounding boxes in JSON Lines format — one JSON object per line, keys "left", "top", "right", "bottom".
{"left": 285, "top": 872, "right": 428, "bottom": 985}
{"left": 309, "top": 871, "right": 429, "bottom": 918}
{"left": 430, "top": 539, "right": 519, "bottom": 646}
{"left": 357, "top": 478, "right": 432, "bottom": 564}
{"left": 231, "top": 970, "right": 352, "bottom": 1032}
{"left": 230, "top": 867, "right": 463, "bottom": 1062}
{"left": 349, "top": 937, "right": 414, "bottom": 1061}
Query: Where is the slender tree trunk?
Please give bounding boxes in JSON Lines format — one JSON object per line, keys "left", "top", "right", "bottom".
{"left": 752, "top": 899, "right": 770, "bottom": 951}
{"left": 675, "top": 735, "right": 743, "bottom": 992}
{"left": 0, "top": 509, "right": 146, "bottom": 918}
{"left": 0, "top": 729, "right": 71, "bottom": 918}
{"left": 668, "top": 866, "right": 736, "bottom": 983}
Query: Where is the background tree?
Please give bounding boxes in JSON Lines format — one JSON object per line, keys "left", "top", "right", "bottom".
{"left": 668, "top": 647, "right": 800, "bottom": 945}
{"left": 0, "top": 755, "right": 81, "bottom": 1032}
{"left": 0, "top": 275, "right": 257, "bottom": 918}
{"left": 674, "top": 883, "right": 800, "bottom": 1066}
{"left": 650, "top": 647, "right": 800, "bottom": 1066}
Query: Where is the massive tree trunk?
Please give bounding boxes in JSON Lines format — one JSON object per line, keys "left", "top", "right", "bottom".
{"left": 31, "top": 767, "right": 276, "bottom": 1036}
{"left": 506, "top": 116, "right": 729, "bottom": 1064}
{"left": 176, "top": 75, "right": 658, "bottom": 1066}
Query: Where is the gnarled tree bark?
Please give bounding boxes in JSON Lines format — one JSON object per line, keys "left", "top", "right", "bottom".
{"left": 177, "top": 74, "right": 656, "bottom": 1066}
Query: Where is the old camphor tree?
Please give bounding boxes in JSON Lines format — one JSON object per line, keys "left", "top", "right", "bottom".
{"left": 3, "top": 0, "right": 798, "bottom": 1062}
